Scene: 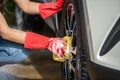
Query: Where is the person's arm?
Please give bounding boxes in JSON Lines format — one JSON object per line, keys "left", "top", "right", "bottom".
{"left": 14, "top": 0, "right": 40, "bottom": 14}
{"left": 0, "top": 12, "right": 66, "bottom": 58}
{"left": 0, "top": 12, "right": 25, "bottom": 44}
{"left": 14, "top": 0, "right": 64, "bottom": 19}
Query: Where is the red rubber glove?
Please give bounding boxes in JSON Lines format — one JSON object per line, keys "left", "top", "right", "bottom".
{"left": 24, "top": 32, "right": 50, "bottom": 49}
{"left": 39, "top": 0, "right": 64, "bottom": 19}
{"left": 48, "top": 38, "right": 66, "bottom": 58}
{"left": 24, "top": 32, "right": 66, "bottom": 58}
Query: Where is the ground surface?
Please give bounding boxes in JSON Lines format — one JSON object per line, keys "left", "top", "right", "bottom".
{"left": 0, "top": 50, "right": 62, "bottom": 80}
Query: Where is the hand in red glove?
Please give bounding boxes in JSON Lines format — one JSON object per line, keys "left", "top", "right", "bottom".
{"left": 47, "top": 38, "right": 66, "bottom": 58}
{"left": 39, "top": 0, "right": 64, "bottom": 19}
{"left": 24, "top": 32, "right": 66, "bottom": 58}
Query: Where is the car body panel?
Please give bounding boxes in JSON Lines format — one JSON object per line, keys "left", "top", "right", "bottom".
{"left": 85, "top": 0, "right": 120, "bottom": 70}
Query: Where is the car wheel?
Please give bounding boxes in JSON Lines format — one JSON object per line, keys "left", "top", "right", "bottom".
{"left": 58, "top": 0, "right": 90, "bottom": 80}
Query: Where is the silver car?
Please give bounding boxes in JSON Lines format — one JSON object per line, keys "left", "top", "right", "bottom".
{"left": 21, "top": 0, "right": 120, "bottom": 80}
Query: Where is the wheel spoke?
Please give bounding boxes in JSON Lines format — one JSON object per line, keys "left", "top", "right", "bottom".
{"left": 60, "top": 0, "right": 90, "bottom": 80}
{"left": 63, "top": 2, "right": 78, "bottom": 80}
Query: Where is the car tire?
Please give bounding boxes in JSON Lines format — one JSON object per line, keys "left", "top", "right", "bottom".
{"left": 58, "top": 0, "right": 90, "bottom": 80}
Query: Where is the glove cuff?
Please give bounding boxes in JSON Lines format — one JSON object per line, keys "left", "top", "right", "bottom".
{"left": 39, "top": 2, "right": 61, "bottom": 19}
{"left": 24, "top": 32, "right": 50, "bottom": 49}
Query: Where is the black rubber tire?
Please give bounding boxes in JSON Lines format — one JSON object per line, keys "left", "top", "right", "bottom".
{"left": 58, "top": 0, "right": 90, "bottom": 80}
